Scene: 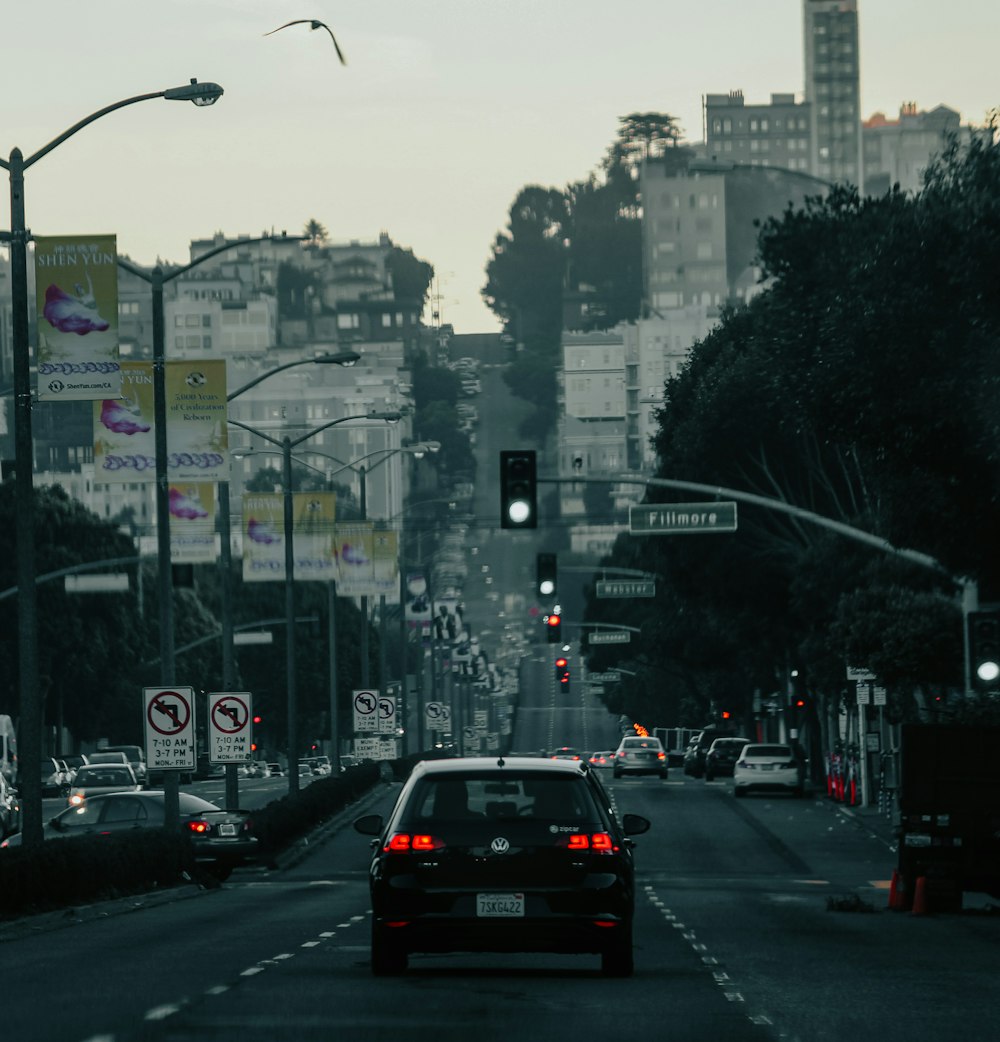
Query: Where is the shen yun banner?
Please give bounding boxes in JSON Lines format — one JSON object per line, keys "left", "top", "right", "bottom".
{"left": 93, "top": 360, "right": 228, "bottom": 483}
{"left": 242, "top": 491, "right": 337, "bottom": 583}
{"left": 35, "top": 234, "right": 121, "bottom": 401}
{"left": 169, "top": 482, "right": 217, "bottom": 563}
{"left": 332, "top": 524, "right": 399, "bottom": 600}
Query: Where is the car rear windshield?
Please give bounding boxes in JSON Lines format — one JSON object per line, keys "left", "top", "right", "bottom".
{"left": 404, "top": 772, "right": 600, "bottom": 823}
{"left": 76, "top": 768, "right": 132, "bottom": 785}
{"left": 623, "top": 738, "right": 663, "bottom": 749}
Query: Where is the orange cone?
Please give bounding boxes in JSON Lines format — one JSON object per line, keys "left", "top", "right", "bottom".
{"left": 911, "top": 876, "right": 928, "bottom": 916}
{"left": 888, "top": 870, "right": 901, "bottom": 910}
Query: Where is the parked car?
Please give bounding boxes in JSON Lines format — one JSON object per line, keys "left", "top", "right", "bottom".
{"left": 0, "top": 773, "right": 20, "bottom": 839}
{"left": 704, "top": 737, "right": 752, "bottom": 781}
{"left": 2, "top": 791, "right": 258, "bottom": 879}
{"left": 101, "top": 745, "right": 148, "bottom": 787}
{"left": 733, "top": 743, "right": 805, "bottom": 798}
{"left": 354, "top": 756, "right": 651, "bottom": 976}
{"left": 67, "top": 763, "right": 140, "bottom": 805}
{"left": 612, "top": 736, "right": 669, "bottom": 779}
{"left": 40, "top": 756, "right": 68, "bottom": 797}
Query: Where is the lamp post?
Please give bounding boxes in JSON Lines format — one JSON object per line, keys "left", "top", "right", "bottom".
{"left": 119, "top": 235, "right": 318, "bottom": 818}
{"left": 229, "top": 411, "right": 402, "bottom": 792}
{"left": 237, "top": 442, "right": 438, "bottom": 771}
{"left": 219, "top": 352, "right": 359, "bottom": 806}
{"left": 0, "top": 79, "right": 223, "bottom": 846}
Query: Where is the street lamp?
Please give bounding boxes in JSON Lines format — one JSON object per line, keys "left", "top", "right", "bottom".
{"left": 235, "top": 441, "right": 438, "bottom": 769}
{"left": 229, "top": 410, "right": 402, "bottom": 792}
{"left": 0, "top": 79, "right": 223, "bottom": 846}
{"left": 118, "top": 235, "right": 320, "bottom": 819}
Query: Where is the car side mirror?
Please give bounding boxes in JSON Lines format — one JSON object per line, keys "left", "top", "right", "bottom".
{"left": 353, "top": 813, "right": 383, "bottom": 837}
{"left": 622, "top": 813, "right": 651, "bottom": 836}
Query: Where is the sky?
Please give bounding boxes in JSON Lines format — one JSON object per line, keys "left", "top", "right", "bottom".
{"left": 2, "top": 1, "right": 997, "bottom": 335}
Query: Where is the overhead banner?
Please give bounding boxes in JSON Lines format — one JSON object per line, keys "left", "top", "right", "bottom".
{"left": 93, "top": 360, "right": 228, "bottom": 483}
{"left": 404, "top": 571, "right": 432, "bottom": 634}
{"left": 331, "top": 523, "right": 399, "bottom": 599}
{"left": 170, "top": 481, "right": 217, "bottom": 563}
{"left": 242, "top": 490, "right": 337, "bottom": 582}
{"left": 35, "top": 234, "right": 121, "bottom": 401}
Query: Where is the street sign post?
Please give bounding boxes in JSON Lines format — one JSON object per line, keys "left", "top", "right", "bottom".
{"left": 629, "top": 502, "right": 737, "bottom": 535}
{"left": 208, "top": 691, "right": 253, "bottom": 763}
{"left": 143, "top": 687, "right": 196, "bottom": 771}
{"left": 595, "top": 580, "right": 655, "bottom": 598}
{"left": 588, "top": 631, "right": 631, "bottom": 645}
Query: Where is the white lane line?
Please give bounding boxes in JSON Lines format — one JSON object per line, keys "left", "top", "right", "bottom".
{"left": 240, "top": 966, "right": 266, "bottom": 977}
{"left": 145, "top": 1005, "right": 182, "bottom": 1021}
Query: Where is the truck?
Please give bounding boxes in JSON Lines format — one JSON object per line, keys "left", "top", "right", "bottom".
{"left": 896, "top": 724, "right": 1000, "bottom": 912}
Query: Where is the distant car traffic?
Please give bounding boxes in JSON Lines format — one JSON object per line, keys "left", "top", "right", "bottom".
{"left": 733, "top": 744, "right": 805, "bottom": 798}
{"left": 612, "top": 736, "right": 669, "bottom": 779}
{"left": 354, "top": 756, "right": 650, "bottom": 976}
{"left": 548, "top": 747, "right": 584, "bottom": 761}
{"left": 67, "top": 764, "right": 140, "bottom": 805}
{"left": 704, "top": 738, "right": 752, "bottom": 781}
{"left": 265, "top": 763, "right": 284, "bottom": 777}
{"left": 2, "top": 791, "right": 258, "bottom": 879}
{"left": 587, "top": 751, "right": 614, "bottom": 768}
{"left": 40, "top": 756, "right": 69, "bottom": 797}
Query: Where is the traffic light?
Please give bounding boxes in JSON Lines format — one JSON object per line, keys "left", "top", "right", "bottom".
{"left": 499, "top": 450, "right": 537, "bottom": 529}
{"left": 536, "top": 552, "right": 557, "bottom": 598}
{"left": 968, "top": 610, "right": 1000, "bottom": 691}
{"left": 555, "top": 657, "right": 570, "bottom": 688}
{"left": 545, "top": 612, "right": 562, "bottom": 644}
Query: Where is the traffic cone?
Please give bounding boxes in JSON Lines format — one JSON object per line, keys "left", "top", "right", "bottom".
{"left": 911, "top": 876, "right": 929, "bottom": 916}
{"left": 888, "top": 870, "right": 902, "bottom": 910}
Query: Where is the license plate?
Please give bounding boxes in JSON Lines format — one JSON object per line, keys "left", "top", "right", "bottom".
{"left": 218, "top": 823, "right": 237, "bottom": 836}
{"left": 477, "top": 893, "right": 524, "bottom": 917}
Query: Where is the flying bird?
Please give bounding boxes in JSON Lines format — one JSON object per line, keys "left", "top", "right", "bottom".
{"left": 264, "top": 19, "right": 347, "bottom": 65}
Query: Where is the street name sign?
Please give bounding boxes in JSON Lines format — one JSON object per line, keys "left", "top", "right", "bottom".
{"left": 630, "top": 502, "right": 737, "bottom": 535}
{"left": 846, "top": 666, "right": 876, "bottom": 681}
{"left": 234, "top": 631, "right": 274, "bottom": 645}
{"left": 596, "top": 580, "right": 655, "bottom": 598}
{"left": 588, "top": 631, "right": 631, "bottom": 645}
{"left": 588, "top": 671, "right": 622, "bottom": 683}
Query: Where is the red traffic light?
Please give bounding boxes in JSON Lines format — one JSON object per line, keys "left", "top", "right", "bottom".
{"left": 555, "top": 658, "right": 568, "bottom": 669}
{"left": 252, "top": 714, "right": 262, "bottom": 724}
{"left": 720, "top": 710, "right": 731, "bottom": 720}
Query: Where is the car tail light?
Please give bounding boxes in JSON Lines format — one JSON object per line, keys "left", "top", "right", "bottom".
{"left": 559, "top": 832, "right": 616, "bottom": 853}
{"left": 385, "top": 833, "right": 445, "bottom": 853}
{"left": 657, "top": 751, "right": 666, "bottom": 761}
{"left": 186, "top": 820, "right": 210, "bottom": 834}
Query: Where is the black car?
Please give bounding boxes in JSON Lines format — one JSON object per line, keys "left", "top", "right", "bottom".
{"left": 354, "top": 756, "right": 651, "bottom": 977}
{"left": 1, "top": 791, "right": 258, "bottom": 879}
{"left": 682, "top": 727, "right": 738, "bottom": 778}
{"left": 703, "top": 737, "right": 751, "bottom": 780}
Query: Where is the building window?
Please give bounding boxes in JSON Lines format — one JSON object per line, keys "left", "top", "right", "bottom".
{"left": 381, "top": 313, "right": 393, "bottom": 327}
{"left": 760, "top": 118, "right": 769, "bottom": 132}
{"left": 696, "top": 242, "right": 713, "bottom": 260}
{"left": 336, "top": 313, "right": 360, "bottom": 329}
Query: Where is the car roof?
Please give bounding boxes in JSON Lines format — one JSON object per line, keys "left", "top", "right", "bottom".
{"left": 411, "top": 756, "right": 587, "bottom": 778}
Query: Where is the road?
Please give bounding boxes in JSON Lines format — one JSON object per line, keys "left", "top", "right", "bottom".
{"left": 8, "top": 716, "right": 998, "bottom": 1041}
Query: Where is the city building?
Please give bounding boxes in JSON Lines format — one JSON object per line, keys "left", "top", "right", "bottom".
{"left": 803, "top": 0, "right": 863, "bottom": 191}
{"left": 704, "top": 91, "right": 813, "bottom": 174}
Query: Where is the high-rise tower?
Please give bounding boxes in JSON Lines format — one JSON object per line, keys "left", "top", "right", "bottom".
{"left": 803, "top": 0, "right": 863, "bottom": 190}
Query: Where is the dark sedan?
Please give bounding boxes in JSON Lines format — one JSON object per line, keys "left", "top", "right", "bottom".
{"left": 704, "top": 737, "right": 751, "bottom": 780}
{"left": 355, "top": 756, "right": 650, "bottom": 977}
{"left": 1, "top": 790, "right": 258, "bottom": 879}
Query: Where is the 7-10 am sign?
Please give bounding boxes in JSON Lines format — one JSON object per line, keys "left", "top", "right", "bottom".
{"left": 208, "top": 691, "right": 253, "bottom": 763}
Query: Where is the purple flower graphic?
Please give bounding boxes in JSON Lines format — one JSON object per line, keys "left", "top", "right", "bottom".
{"left": 169, "top": 487, "right": 208, "bottom": 520}
{"left": 248, "top": 518, "right": 281, "bottom": 545}
{"left": 99, "top": 398, "right": 150, "bottom": 435}
{"left": 43, "top": 281, "right": 110, "bottom": 335}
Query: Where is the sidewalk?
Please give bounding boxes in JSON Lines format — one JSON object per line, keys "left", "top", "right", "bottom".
{"left": 815, "top": 789, "right": 899, "bottom": 853}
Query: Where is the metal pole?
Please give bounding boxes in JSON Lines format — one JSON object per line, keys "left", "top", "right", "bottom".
{"left": 8, "top": 147, "right": 42, "bottom": 846}
{"left": 151, "top": 266, "right": 180, "bottom": 829}
{"left": 359, "top": 464, "right": 369, "bottom": 688}
{"left": 328, "top": 579, "right": 339, "bottom": 772}
{"left": 283, "top": 435, "right": 299, "bottom": 793}
{"left": 219, "top": 479, "right": 239, "bottom": 810}
{"left": 378, "top": 594, "right": 387, "bottom": 702}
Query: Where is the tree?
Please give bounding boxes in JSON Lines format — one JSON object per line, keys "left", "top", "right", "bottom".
{"left": 387, "top": 246, "right": 434, "bottom": 309}
{"left": 303, "top": 218, "right": 328, "bottom": 246}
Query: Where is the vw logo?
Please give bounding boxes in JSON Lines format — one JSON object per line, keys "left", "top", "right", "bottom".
{"left": 490, "top": 837, "right": 510, "bottom": 854}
